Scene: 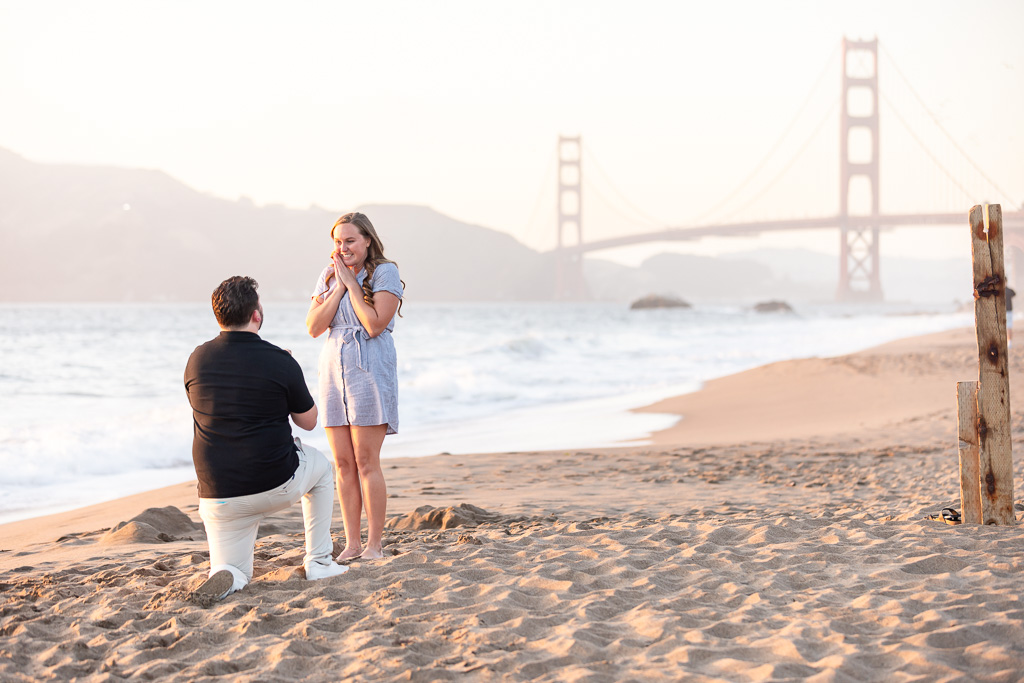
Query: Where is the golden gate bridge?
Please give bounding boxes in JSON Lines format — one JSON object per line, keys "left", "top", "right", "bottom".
{"left": 542, "top": 38, "right": 1024, "bottom": 301}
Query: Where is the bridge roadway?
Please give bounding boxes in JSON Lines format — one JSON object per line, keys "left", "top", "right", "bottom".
{"left": 556, "top": 210, "right": 1024, "bottom": 256}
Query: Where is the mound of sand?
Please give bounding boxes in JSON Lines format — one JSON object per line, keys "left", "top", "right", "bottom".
{"left": 99, "top": 506, "right": 203, "bottom": 545}
{"left": 386, "top": 503, "right": 506, "bottom": 530}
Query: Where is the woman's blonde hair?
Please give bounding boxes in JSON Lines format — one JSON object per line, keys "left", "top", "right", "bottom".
{"left": 328, "top": 212, "right": 404, "bottom": 315}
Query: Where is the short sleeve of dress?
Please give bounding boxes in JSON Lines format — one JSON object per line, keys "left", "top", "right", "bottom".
{"left": 311, "top": 266, "right": 333, "bottom": 301}
{"left": 371, "top": 262, "right": 404, "bottom": 299}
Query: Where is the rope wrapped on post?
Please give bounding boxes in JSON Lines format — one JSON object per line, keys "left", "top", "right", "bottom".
{"left": 974, "top": 274, "right": 1003, "bottom": 299}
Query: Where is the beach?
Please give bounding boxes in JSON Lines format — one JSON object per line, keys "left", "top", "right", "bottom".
{"left": 1, "top": 327, "right": 1023, "bottom": 681}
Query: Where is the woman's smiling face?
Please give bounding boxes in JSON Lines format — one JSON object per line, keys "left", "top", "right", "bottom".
{"left": 333, "top": 222, "right": 371, "bottom": 270}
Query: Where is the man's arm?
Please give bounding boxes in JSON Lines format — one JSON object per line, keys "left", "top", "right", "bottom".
{"left": 291, "top": 404, "right": 318, "bottom": 431}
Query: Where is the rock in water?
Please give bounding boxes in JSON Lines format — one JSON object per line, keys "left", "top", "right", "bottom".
{"left": 630, "top": 294, "right": 692, "bottom": 310}
{"left": 753, "top": 300, "right": 794, "bottom": 313}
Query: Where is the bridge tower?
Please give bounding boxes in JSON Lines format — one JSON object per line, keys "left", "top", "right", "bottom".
{"left": 555, "top": 135, "right": 588, "bottom": 300}
{"left": 838, "top": 37, "right": 882, "bottom": 301}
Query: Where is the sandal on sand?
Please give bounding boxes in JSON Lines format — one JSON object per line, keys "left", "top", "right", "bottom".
{"left": 927, "top": 508, "right": 961, "bottom": 525}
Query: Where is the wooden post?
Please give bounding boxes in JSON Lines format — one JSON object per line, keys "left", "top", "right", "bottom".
{"left": 957, "top": 381, "right": 983, "bottom": 524}
{"left": 969, "top": 204, "right": 1016, "bottom": 525}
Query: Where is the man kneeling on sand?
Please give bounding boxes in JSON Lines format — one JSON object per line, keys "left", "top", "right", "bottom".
{"left": 185, "top": 276, "right": 347, "bottom": 601}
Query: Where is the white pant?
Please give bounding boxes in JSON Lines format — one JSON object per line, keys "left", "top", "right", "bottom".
{"left": 198, "top": 440, "right": 335, "bottom": 594}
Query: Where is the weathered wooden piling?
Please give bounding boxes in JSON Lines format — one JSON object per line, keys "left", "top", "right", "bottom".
{"left": 966, "top": 203, "right": 1015, "bottom": 525}
{"left": 956, "top": 380, "right": 983, "bottom": 524}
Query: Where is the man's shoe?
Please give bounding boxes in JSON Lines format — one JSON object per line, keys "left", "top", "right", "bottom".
{"left": 190, "top": 569, "right": 234, "bottom": 606}
{"left": 306, "top": 561, "right": 349, "bottom": 581}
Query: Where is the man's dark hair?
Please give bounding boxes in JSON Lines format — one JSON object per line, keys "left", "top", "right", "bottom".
{"left": 212, "top": 276, "right": 259, "bottom": 328}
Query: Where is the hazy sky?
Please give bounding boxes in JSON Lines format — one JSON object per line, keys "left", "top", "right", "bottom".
{"left": 2, "top": 0, "right": 1022, "bottom": 264}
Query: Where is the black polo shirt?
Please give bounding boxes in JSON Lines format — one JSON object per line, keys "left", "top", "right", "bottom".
{"left": 184, "top": 331, "right": 315, "bottom": 499}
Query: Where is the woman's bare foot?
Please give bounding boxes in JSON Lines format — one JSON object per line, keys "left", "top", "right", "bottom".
{"left": 359, "top": 547, "right": 384, "bottom": 560}
{"left": 337, "top": 546, "right": 363, "bottom": 561}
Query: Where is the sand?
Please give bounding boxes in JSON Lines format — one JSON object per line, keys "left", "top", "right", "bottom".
{"left": 2, "top": 327, "right": 1023, "bottom": 681}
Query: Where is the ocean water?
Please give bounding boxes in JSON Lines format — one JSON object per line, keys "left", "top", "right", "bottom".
{"left": 0, "top": 301, "right": 972, "bottom": 524}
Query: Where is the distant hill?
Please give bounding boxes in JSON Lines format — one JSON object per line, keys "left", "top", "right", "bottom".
{"left": 0, "top": 147, "right": 324, "bottom": 301}
{"left": 0, "top": 148, "right": 551, "bottom": 302}
{"left": 0, "top": 148, "right": 970, "bottom": 304}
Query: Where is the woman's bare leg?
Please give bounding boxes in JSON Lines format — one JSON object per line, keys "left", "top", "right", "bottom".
{"left": 350, "top": 424, "right": 388, "bottom": 559}
{"left": 325, "top": 426, "right": 363, "bottom": 559}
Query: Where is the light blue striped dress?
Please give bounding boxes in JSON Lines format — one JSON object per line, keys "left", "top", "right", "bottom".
{"left": 312, "top": 262, "right": 403, "bottom": 433}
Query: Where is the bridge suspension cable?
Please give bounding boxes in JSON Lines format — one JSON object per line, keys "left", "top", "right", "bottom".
{"left": 688, "top": 42, "right": 841, "bottom": 227}
{"left": 879, "top": 89, "right": 976, "bottom": 205}
{"left": 716, "top": 97, "right": 840, "bottom": 224}
{"left": 520, "top": 146, "right": 558, "bottom": 250}
{"left": 880, "top": 43, "right": 1017, "bottom": 203}
{"left": 581, "top": 141, "right": 668, "bottom": 228}
{"left": 583, "top": 175, "right": 662, "bottom": 232}
{"left": 575, "top": 43, "right": 843, "bottom": 236}
{"left": 557, "top": 41, "right": 843, "bottom": 240}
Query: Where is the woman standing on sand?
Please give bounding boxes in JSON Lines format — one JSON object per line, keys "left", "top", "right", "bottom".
{"left": 306, "top": 212, "right": 404, "bottom": 560}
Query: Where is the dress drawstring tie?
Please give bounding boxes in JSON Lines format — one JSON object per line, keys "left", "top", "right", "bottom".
{"left": 331, "top": 325, "right": 370, "bottom": 371}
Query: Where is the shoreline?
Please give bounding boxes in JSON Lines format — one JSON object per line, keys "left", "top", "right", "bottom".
{"left": 3, "top": 324, "right": 1023, "bottom": 680}
{"left": 1, "top": 324, "right": 1011, "bottom": 551}
{"left": 0, "top": 318, "right": 973, "bottom": 527}
{"left": 635, "top": 325, "right": 987, "bottom": 448}
{"left": 0, "top": 325, "right": 995, "bottom": 539}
